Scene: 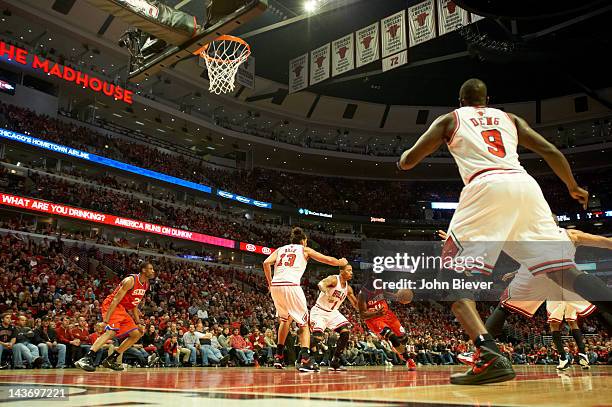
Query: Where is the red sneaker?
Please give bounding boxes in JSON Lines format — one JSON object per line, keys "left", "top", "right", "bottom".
{"left": 407, "top": 358, "right": 417, "bottom": 371}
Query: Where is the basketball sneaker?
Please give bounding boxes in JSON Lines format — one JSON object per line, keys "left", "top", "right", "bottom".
{"left": 457, "top": 352, "right": 475, "bottom": 365}
{"left": 273, "top": 354, "right": 285, "bottom": 369}
{"left": 556, "top": 358, "right": 570, "bottom": 371}
{"left": 102, "top": 357, "right": 124, "bottom": 371}
{"left": 450, "top": 347, "right": 515, "bottom": 385}
{"left": 406, "top": 358, "right": 417, "bottom": 371}
{"left": 578, "top": 353, "right": 590, "bottom": 370}
{"left": 297, "top": 357, "right": 318, "bottom": 373}
{"left": 329, "top": 358, "right": 347, "bottom": 371}
{"left": 75, "top": 356, "right": 96, "bottom": 372}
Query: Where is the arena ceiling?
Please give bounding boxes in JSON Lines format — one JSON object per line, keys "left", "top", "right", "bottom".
{"left": 3, "top": 0, "right": 612, "bottom": 107}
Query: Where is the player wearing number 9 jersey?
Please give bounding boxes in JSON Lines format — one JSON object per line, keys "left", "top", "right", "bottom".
{"left": 397, "top": 78, "right": 612, "bottom": 385}
{"left": 263, "top": 227, "right": 348, "bottom": 372}
{"left": 75, "top": 262, "right": 154, "bottom": 372}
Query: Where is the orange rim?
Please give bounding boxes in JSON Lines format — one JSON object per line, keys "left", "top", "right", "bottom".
{"left": 201, "top": 35, "right": 251, "bottom": 64}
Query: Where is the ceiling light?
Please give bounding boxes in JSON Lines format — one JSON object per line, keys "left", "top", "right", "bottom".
{"left": 135, "top": 121, "right": 144, "bottom": 125}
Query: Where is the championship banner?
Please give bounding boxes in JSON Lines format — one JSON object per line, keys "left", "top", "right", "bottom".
{"left": 0, "top": 193, "right": 235, "bottom": 248}
{"left": 382, "top": 50, "right": 408, "bottom": 72}
{"left": 471, "top": 13, "right": 485, "bottom": 22}
{"left": 332, "top": 33, "right": 354, "bottom": 77}
{"left": 239, "top": 242, "right": 275, "bottom": 255}
{"left": 408, "top": 0, "right": 436, "bottom": 47}
{"left": 437, "top": 0, "right": 469, "bottom": 36}
{"left": 288, "top": 53, "right": 308, "bottom": 93}
{"left": 236, "top": 56, "right": 255, "bottom": 89}
{"left": 310, "top": 43, "right": 331, "bottom": 85}
{"left": 381, "top": 10, "right": 406, "bottom": 58}
{"left": 355, "top": 22, "right": 379, "bottom": 68}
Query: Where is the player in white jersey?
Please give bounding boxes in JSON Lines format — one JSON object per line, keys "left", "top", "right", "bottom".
{"left": 397, "top": 78, "right": 612, "bottom": 385}
{"left": 310, "top": 264, "right": 359, "bottom": 371}
{"left": 263, "top": 227, "right": 348, "bottom": 372}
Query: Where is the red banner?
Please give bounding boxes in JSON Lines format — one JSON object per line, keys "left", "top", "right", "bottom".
{"left": 0, "top": 193, "right": 234, "bottom": 248}
{"left": 239, "top": 242, "right": 275, "bottom": 255}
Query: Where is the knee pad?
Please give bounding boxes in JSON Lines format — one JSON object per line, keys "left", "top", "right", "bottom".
{"left": 389, "top": 334, "right": 401, "bottom": 348}
{"left": 380, "top": 327, "right": 392, "bottom": 339}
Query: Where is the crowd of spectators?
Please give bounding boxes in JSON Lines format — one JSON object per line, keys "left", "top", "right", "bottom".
{"left": 1, "top": 169, "right": 359, "bottom": 259}
{"left": 0, "top": 231, "right": 610, "bottom": 372}
{"left": 2, "top": 103, "right": 609, "bottom": 220}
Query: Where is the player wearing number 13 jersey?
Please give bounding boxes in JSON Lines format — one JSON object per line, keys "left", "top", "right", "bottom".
{"left": 75, "top": 262, "right": 154, "bottom": 372}
{"left": 263, "top": 227, "right": 348, "bottom": 372}
{"left": 396, "top": 78, "right": 612, "bottom": 385}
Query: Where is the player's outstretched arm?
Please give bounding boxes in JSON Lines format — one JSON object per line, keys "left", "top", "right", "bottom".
{"left": 262, "top": 250, "right": 278, "bottom": 287}
{"left": 567, "top": 229, "right": 612, "bottom": 249}
{"left": 318, "top": 275, "right": 338, "bottom": 294}
{"left": 513, "top": 113, "right": 589, "bottom": 209}
{"left": 103, "top": 276, "right": 135, "bottom": 326}
{"left": 304, "top": 247, "right": 348, "bottom": 267}
{"left": 397, "top": 113, "right": 453, "bottom": 170}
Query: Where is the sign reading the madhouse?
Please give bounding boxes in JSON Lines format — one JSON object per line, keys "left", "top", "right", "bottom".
{"left": 0, "top": 40, "right": 134, "bottom": 105}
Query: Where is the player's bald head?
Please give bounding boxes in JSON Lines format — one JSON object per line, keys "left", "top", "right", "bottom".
{"left": 459, "top": 78, "right": 487, "bottom": 107}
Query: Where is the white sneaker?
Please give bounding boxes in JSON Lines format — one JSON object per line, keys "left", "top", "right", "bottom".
{"left": 556, "top": 358, "right": 570, "bottom": 371}
{"left": 385, "top": 360, "right": 393, "bottom": 367}
{"left": 578, "top": 353, "right": 590, "bottom": 369}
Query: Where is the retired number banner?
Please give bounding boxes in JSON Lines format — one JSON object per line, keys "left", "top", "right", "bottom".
{"left": 381, "top": 10, "right": 406, "bottom": 58}
{"left": 332, "top": 33, "right": 354, "bottom": 77}
{"left": 408, "top": 0, "right": 437, "bottom": 47}
{"left": 310, "top": 43, "right": 331, "bottom": 85}
{"left": 437, "top": 0, "right": 469, "bottom": 35}
{"left": 288, "top": 53, "right": 308, "bottom": 93}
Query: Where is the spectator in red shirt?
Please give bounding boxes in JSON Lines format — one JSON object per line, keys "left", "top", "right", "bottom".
{"left": 55, "top": 316, "right": 79, "bottom": 367}
{"left": 230, "top": 328, "right": 254, "bottom": 365}
{"left": 163, "top": 334, "right": 179, "bottom": 367}
{"left": 69, "top": 316, "right": 90, "bottom": 362}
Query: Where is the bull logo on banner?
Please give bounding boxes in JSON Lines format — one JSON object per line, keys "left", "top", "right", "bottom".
{"left": 293, "top": 65, "right": 304, "bottom": 77}
{"left": 387, "top": 24, "right": 400, "bottom": 38}
{"left": 416, "top": 12, "right": 429, "bottom": 27}
{"left": 446, "top": 1, "right": 457, "bottom": 13}
{"left": 315, "top": 55, "right": 326, "bottom": 68}
{"left": 361, "top": 35, "right": 373, "bottom": 49}
{"left": 337, "top": 46, "right": 349, "bottom": 59}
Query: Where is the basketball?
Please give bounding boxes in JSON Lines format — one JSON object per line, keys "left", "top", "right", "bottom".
{"left": 397, "top": 289, "right": 413, "bottom": 304}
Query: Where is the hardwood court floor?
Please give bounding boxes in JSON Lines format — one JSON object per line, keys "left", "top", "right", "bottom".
{"left": 0, "top": 365, "right": 610, "bottom": 406}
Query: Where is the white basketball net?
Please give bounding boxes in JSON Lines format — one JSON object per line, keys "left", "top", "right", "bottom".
{"left": 201, "top": 37, "right": 251, "bottom": 95}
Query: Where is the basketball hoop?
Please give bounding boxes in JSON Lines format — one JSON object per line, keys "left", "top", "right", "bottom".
{"left": 201, "top": 35, "right": 251, "bottom": 95}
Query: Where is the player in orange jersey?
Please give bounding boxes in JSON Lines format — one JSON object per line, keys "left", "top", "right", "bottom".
{"left": 75, "top": 262, "right": 154, "bottom": 371}
{"left": 358, "top": 278, "right": 416, "bottom": 370}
